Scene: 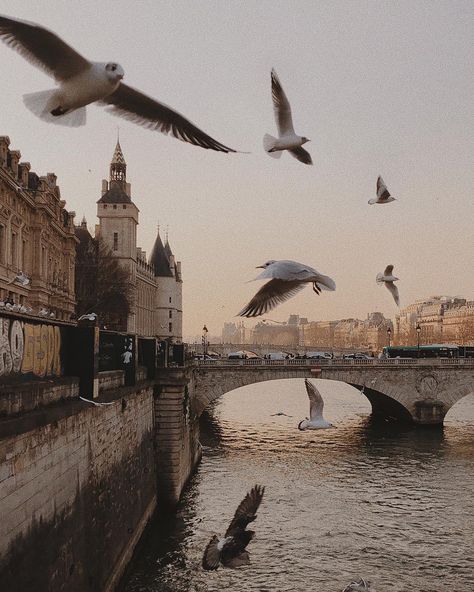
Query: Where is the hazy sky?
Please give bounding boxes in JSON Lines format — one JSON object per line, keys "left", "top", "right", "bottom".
{"left": 1, "top": 1, "right": 473, "bottom": 337}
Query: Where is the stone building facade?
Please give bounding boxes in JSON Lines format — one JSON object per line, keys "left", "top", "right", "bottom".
{"left": 0, "top": 135, "right": 77, "bottom": 319}
{"left": 394, "top": 296, "right": 474, "bottom": 345}
{"left": 81, "top": 140, "right": 182, "bottom": 340}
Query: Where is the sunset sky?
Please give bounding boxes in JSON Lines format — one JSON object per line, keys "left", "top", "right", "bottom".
{"left": 1, "top": 0, "right": 473, "bottom": 337}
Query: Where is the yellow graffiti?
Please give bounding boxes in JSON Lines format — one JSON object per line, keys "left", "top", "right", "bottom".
{"left": 20, "top": 323, "right": 61, "bottom": 377}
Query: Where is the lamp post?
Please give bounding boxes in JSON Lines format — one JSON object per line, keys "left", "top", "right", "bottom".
{"left": 202, "top": 325, "right": 208, "bottom": 359}
{"left": 387, "top": 326, "right": 392, "bottom": 348}
{"left": 416, "top": 324, "right": 421, "bottom": 358}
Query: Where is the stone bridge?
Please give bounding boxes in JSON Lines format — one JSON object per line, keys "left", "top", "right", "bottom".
{"left": 192, "top": 358, "right": 474, "bottom": 425}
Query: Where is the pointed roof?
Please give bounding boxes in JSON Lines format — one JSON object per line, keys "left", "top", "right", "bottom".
{"left": 150, "top": 228, "right": 173, "bottom": 277}
{"left": 111, "top": 140, "right": 126, "bottom": 165}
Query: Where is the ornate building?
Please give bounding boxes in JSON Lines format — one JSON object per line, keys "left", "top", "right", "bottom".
{"left": 0, "top": 135, "right": 77, "bottom": 319}
{"left": 79, "top": 140, "right": 182, "bottom": 340}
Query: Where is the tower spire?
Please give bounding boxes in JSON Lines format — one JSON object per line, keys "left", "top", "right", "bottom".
{"left": 110, "top": 137, "right": 126, "bottom": 186}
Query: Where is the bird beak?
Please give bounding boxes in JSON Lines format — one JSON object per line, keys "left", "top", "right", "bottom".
{"left": 256, "top": 265, "right": 265, "bottom": 269}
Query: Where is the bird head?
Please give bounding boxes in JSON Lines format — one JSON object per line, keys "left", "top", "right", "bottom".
{"left": 105, "top": 62, "right": 125, "bottom": 82}
{"left": 301, "top": 137, "right": 310, "bottom": 144}
{"left": 256, "top": 260, "right": 276, "bottom": 269}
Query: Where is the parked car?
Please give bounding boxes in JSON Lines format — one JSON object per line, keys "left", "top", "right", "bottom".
{"left": 343, "top": 353, "right": 372, "bottom": 359}
{"left": 305, "top": 351, "right": 332, "bottom": 360}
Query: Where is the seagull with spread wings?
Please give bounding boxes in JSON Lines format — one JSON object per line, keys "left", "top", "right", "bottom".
{"left": 342, "top": 578, "right": 376, "bottom": 592}
{"left": 238, "top": 260, "right": 336, "bottom": 318}
{"left": 298, "top": 379, "right": 333, "bottom": 430}
{"left": 263, "top": 69, "right": 312, "bottom": 164}
{"left": 368, "top": 176, "right": 396, "bottom": 205}
{"left": 202, "top": 485, "right": 265, "bottom": 570}
{"left": 376, "top": 264, "right": 400, "bottom": 306}
{"left": 0, "top": 14, "right": 239, "bottom": 152}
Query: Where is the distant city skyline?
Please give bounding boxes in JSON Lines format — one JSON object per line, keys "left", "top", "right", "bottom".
{"left": 2, "top": 1, "right": 473, "bottom": 336}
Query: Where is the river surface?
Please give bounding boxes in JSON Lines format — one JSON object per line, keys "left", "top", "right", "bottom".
{"left": 120, "top": 380, "right": 474, "bottom": 592}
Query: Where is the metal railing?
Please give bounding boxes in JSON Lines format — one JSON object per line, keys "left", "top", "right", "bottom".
{"left": 196, "top": 357, "right": 474, "bottom": 368}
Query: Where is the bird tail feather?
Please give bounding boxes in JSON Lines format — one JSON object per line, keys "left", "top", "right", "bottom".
{"left": 263, "top": 134, "right": 281, "bottom": 158}
{"left": 23, "top": 90, "right": 86, "bottom": 127}
{"left": 376, "top": 272, "right": 384, "bottom": 285}
{"left": 368, "top": 198, "right": 377, "bottom": 205}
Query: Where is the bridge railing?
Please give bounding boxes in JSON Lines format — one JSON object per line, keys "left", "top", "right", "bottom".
{"left": 196, "top": 357, "right": 474, "bottom": 368}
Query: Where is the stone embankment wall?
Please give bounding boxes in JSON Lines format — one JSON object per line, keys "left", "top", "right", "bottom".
{"left": 0, "top": 379, "right": 157, "bottom": 592}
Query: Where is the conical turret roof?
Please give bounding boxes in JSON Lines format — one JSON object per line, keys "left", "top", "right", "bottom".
{"left": 150, "top": 228, "right": 173, "bottom": 277}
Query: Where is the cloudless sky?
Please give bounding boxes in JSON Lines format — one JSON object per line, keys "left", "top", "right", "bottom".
{"left": 1, "top": 0, "right": 473, "bottom": 337}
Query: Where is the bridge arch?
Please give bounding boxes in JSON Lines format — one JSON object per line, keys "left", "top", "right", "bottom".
{"left": 191, "top": 360, "right": 474, "bottom": 425}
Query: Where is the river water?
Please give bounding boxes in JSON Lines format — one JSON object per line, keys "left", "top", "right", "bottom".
{"left": 120, "top": 379, "right": 474, "bottom": 592}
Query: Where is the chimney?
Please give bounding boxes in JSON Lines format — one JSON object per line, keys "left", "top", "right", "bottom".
{"left": 101, "top": 179, "right": 108, "bottom": 195}
{"left": 10, "top": 150, "right": 21, "bottom": 178}
{"left": 0, "top": 136, "right": 10, "bottom": 168}
{"left": 18, "top": 161, "right": 31, "bottom": 186}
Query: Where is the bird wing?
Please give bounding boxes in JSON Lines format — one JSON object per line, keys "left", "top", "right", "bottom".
{"left": 238, "top": 279, "right": 306, "bottom": 317}
{"left": 305, "top": 379, "right": 324, "bottom": 421}
{"left": 225, "top": 485, "right": 265, "bottom": 536}
{"left": 385, "top": 281, "right": 400, "bottom": 306}
{"left": 0, "top": 15, "right": 90, "bottom": 81}
{"left": 255, "top": 260, "right": 318, "bottom": 281}
{"left": 202, "top": 535, "right": 222, "bottom": 570}
{"left": 271, "top": 69, "right": 295, "bottom": 136}
{"left": 101, "top": 83, "right": 237, "bottom": 153}
{"left": 288, "top": 146, "right": 313, "bottom": 165}
{"left": 376, "top": 176, "right": 391, "bottom": 201}
{"left": 383, "top": 265, "right": 394, "bottom": 276}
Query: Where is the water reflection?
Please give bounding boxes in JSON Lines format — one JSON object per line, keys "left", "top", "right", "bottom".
{"left": 120, "top": 380, "right": 474, "bottom": 592}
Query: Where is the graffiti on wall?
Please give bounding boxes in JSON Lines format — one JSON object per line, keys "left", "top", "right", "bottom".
{"left": 0, "top": 318, "right": 62, "bottom": 378}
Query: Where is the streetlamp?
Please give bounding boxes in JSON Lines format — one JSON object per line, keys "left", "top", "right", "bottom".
{"left": 387, "top": 326, "right": 392, "bottom": 348}
{"left": 202, "top": 325, "right": 208, "bottom": 359}
{"left": 416, "top": 324, "right": 421, "bottom": 358}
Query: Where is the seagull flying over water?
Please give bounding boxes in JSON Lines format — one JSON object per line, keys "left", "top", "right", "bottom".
{"left": 0, "top": 14, "right": 239, "bottom": 152}
{"left": 202, "top": 485, "right": 265, "bottom": 570}
{"left": 263, "top": 69, "right": 312, "bottom": 165}
{"left": 342, "top": 578, "right": 376, "bottom": 592}
{"left": 376, "top": 264, "right": 400, "bottom": 306}
{"left": 368, "top": 176, "right": 396, "bottom": 205}
{"left": 298, "top": 379, "right": 333, "bottom": 430}
{"left": 238, "top": 260, "right": 335, "bottom": 318}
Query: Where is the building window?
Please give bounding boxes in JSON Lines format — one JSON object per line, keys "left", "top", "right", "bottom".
{"left": 169, "top": 310, "right": 172, "bottom": 319}
{"left": 169, "top": 322, "right": 172, "bottom": 333}
{"left": 113, "top": 204, "right": 117, "bottom": 210}
{"left": 0, "top": 225, "right": 4, "bottom": 263}
{"left": 22, "top": 239, "right": 26, "bottom": 269}
{"left": 11, "top": 232, "right": 17, "bottom": 267}
{"left": 169, "top": 296, "right": 172, "bottom": 304}
{"left": 113, "top": 232, "right": 118, "bottom": 251}
{"left": 122, "top": 205, "right": 126, "bottom": 209}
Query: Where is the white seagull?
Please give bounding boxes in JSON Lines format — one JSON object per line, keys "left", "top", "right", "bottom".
{"left": 78, "top": 312, "right": 98, "bottom": 322}
{"left": 376, "top": 264, "right": 400, "bottom": 306}
{"left": 0, "top": 14, "right": 239, "bottom": 152}
{"left": 8, "top": 271, "right": 30, "bottom": 286}
{"left": 368, "top": 176, "right": 396, "bottom": 205}
{"left": 298, "top": 379, "right": 333, "bottom": 430}
{"left": 342, "top": 578, "right": 376, "bottom": 592}
{"left": 202, "top": 485, "right": 265, "bottom": 570}
{"left": 263, "top": 69, "right": 312, "bottom": 165}
{"left": 238, "top": 260, "right": 335, "bottom": 318}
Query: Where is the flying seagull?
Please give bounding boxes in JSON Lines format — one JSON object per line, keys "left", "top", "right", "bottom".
{"left": 298, "top": 379, "right": 333, "bottom": 430}
{"left": 368, "top": 176, "right": 396, "bottom": 205}
{"left": 263, "top": 69, "right": 312, "bottom": 165}
{"left": 342, "top": 578, "right": 376, "bottom": 592}
{"left": 78, "top": 313, "right": 98, "bottom": 321}
{"left": 376, "top": 264, "right": 400, "bottom": 306}
{"left": 202, "top": 485, "right": 265, "bottom": 570}
{"left": 0, "top": 14, "right": 239, "bottom": 152}
{"left": 238, "top": 260, "right": 335, "bottom": 318}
